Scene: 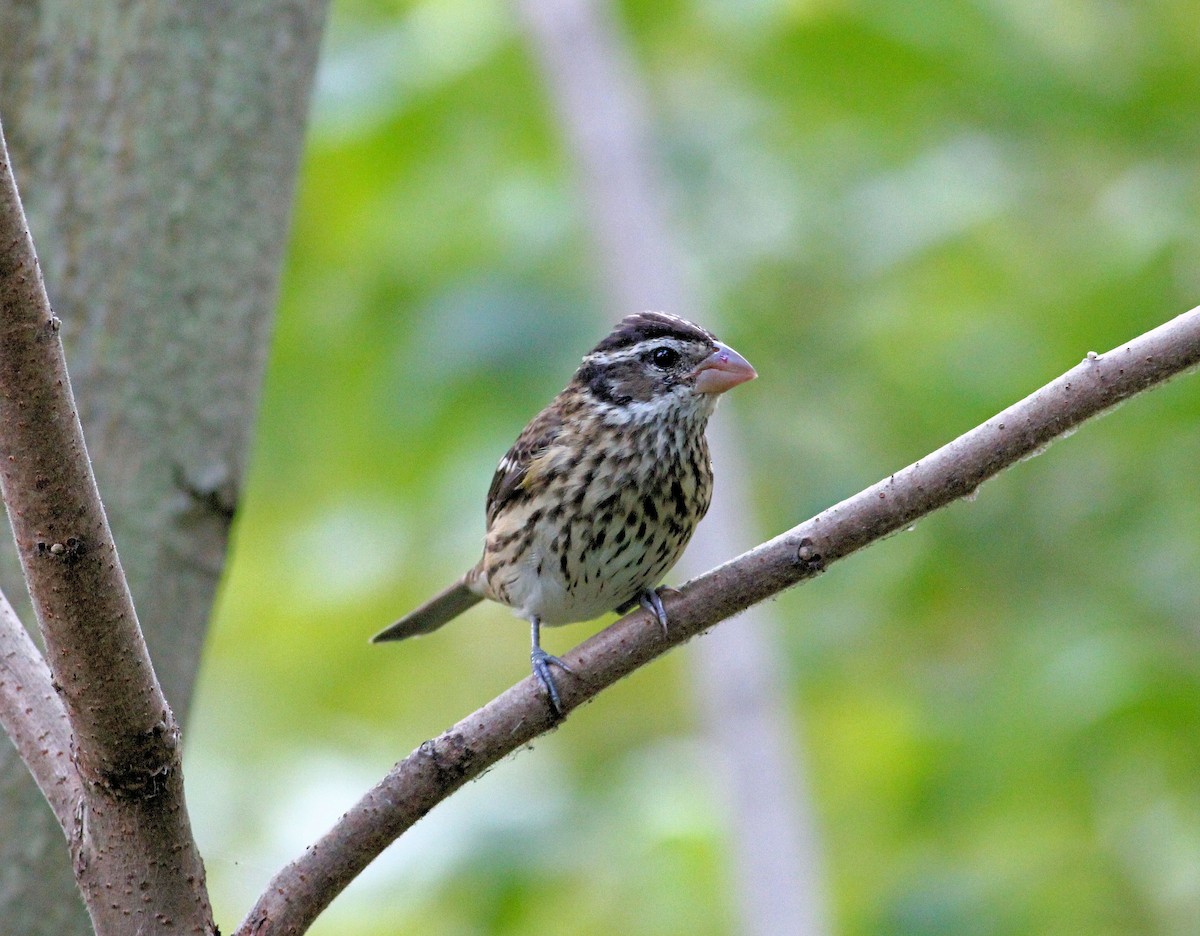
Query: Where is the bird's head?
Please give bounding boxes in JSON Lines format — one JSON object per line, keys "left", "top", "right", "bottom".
{"left": 573, "top": 311, "right": 756, "bottom": 424}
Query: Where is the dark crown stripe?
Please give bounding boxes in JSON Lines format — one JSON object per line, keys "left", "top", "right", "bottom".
{"left": 590, "top": 312, "right": 716, "bottom": 355}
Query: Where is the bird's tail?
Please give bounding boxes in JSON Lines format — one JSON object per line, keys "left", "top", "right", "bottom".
{"left": 371, "top": 573, "right": 484, "bottom": 643}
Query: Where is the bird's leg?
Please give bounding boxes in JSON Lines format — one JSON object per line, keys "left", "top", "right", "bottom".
{"left": 639, "top": 587, "right": 671, "bottom": 638}
{"left": 530, "top": 616, "right": 572, "bottom": 716}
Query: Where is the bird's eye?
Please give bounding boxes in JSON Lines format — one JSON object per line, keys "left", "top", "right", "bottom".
{"left": 649, "top": 346, "right": 681, "bottom": 369}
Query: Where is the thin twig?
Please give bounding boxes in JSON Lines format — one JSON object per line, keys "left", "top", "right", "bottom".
{"left": 0, "top": 591, "right": 81, "bottom": 828}
{"left": 237, "top": 306, "right": 1200, "bottom": 936}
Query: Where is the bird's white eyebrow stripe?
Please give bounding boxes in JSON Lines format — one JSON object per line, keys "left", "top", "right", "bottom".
{"left": 582, "top": 337, "right": 701, "bottom": 368}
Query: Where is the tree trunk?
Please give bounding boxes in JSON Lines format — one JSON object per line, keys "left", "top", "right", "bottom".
{"left": 0, "top": 2, "right": 327, "bottom": 931}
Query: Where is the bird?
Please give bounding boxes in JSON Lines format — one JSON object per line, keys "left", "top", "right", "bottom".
{"left": 372, "top": 311, "right": 757, "bottom": 715}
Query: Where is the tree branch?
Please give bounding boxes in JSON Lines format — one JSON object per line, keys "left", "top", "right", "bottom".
{"left": 0, "top": 109, "right": 159, "bottom": 801}
{"left": 0, "top": 115, "right": 214, "bottom": 934}
{"left": 0, "top": 590, "right": 80, "bottom": 829}
{"left": 238, "top": 306, "right": 1200, "bottom": 935}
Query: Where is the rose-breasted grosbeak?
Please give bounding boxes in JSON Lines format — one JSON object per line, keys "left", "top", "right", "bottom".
{"left": 372, "top": 312, "right": 756, "bottom": 714}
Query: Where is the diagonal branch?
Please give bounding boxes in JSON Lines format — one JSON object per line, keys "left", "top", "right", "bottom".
{"left": 0, "top": 113, "right": 170, "bottom": 797}
{"left": 0, "top": 590, "right": 80, "bottom": 828}
{"left": 0, "top": 115, "right": 214, "bottom": 934}
{"left": 238, "top": 306, "right": 1200, "bottom": 936}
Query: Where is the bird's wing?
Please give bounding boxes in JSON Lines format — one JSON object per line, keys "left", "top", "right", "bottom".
{"left": 485, "top": 403, "right": 565, "bottom": 526}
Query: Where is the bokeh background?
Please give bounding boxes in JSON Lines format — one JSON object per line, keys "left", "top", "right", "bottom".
{"left": 187, "top": 1, "right": 1200, "bottom": 933}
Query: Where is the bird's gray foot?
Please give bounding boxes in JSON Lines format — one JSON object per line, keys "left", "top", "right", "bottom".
{"left": 640, "top": 587, "right": 671, "bottom": 638}
{"left": 530, "top": 617, "right": 571, "bottom": 716}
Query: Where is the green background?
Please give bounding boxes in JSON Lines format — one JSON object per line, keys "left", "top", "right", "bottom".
{"left": 187, "top": 1, "right": 1200, "bottom": 933}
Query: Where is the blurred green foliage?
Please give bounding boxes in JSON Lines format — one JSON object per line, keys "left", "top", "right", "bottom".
{"left": 187, "top": 0, "right": 1200, "bottom": 933}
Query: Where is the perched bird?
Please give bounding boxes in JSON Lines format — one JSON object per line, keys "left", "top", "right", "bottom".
{"left": 372, "top": 312, "right": 756, "bottom": 714}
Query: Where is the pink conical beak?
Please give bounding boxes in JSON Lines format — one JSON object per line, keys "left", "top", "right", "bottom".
{"left": 692, "top": 342, "right": 757, "bottom": 394}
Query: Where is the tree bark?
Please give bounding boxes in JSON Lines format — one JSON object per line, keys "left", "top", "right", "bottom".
{"left": 1, "top": 112, "right": 214, "bottom": 932}
{"left": 0, "top": 2, "right": 328, "bottom": 931}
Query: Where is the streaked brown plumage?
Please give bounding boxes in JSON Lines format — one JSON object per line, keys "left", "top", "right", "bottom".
{"left": 372, "top": 311, "right": 756, "bottom": 714}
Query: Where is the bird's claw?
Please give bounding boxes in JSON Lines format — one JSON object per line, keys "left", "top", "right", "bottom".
{"left": 640, "top": 587, "right": 671, "bottom": 638}
{"left": 531, "top": 646, "right": 572, "bottom": 716}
